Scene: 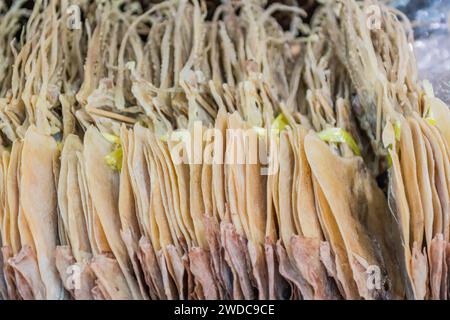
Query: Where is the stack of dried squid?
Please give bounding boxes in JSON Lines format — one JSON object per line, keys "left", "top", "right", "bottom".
{"left": 0, "top": 0, "right": 449, "bottom": 300}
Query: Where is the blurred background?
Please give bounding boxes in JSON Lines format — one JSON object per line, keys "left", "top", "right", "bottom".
{"left": 392, "top": 0, "right": 450, "bottom": 103}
